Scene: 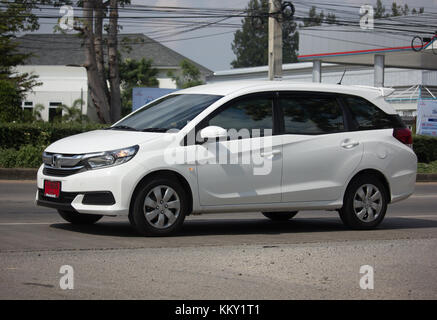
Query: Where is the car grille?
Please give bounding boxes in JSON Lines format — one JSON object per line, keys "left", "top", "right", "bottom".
{"left": 42, "top": 152, "right": 86, "bottom": 177}
{"left": 43, "top": 166, "right": 84, "bottom": 177}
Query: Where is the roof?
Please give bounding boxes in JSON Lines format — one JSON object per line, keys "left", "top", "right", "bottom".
{"left": 177, "top": 80, "right": 397, "bottom": 114}
{"left": 15, "top": 33, "right": 212, "bottom": 76}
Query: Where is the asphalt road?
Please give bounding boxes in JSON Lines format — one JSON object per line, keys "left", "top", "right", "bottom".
{"left": 0, "top": 180, "right": 436, "bottom": 299}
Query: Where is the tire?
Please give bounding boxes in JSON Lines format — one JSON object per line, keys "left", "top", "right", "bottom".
{"left": 57, "top": 209, "right": 103, "bottom": 225}
{"left": 262, "top": 211, "right": 298, "bottom": 221}
{"left": 339, "top": 174, "right": 388, "bottom": 230}
{"left": 128, "top": 211, "right": 136, "bottom": 227}
{"left": 130, "top": 176, "right": 189, "bottom": 236}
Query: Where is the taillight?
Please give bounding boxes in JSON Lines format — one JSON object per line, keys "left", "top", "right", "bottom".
{"left": 393, "top": 128, "right": 413, "bottom": 147}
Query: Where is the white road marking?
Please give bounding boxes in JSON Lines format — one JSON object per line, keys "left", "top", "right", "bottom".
{"left": 389, "top": 215, "right": 437, "bottom": 218}
{"left": 410, "top": 195, "right": 437, "bottom": 198}
{"left": 0, "top": 222, "right": 54, "bottom": 225}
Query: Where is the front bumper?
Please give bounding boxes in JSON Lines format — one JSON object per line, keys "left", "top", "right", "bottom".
{"left": 35, "top": 160, "right": 144, "bottom": 216}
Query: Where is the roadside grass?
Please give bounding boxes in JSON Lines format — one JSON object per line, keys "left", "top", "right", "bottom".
{"left": 417, "top": 161, "right": 437, "bottom": 174}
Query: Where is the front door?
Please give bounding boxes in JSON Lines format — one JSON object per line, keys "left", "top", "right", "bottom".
{"left": 196, "top": 93, "right": 283, "bottom": 206}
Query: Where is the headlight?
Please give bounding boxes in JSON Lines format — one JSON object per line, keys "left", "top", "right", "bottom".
{"left": 83, "top": 145, "right": 139, "bottom": 170}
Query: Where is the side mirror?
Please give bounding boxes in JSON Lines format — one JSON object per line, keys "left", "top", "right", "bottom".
{"left": 199, "top": 126, "right": 227, "bottom": 140}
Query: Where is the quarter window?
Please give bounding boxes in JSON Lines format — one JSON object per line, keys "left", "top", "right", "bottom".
{"left": 343, "top": 96, "right": 404, "bottom": 130}
{"left": 280, "top": 96, "right": 344, "bottom": 134}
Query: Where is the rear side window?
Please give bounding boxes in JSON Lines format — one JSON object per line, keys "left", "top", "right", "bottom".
{"left": 343, "top": 96, "right": 405, "bottom": 130}
{"left": 280, "top": 96, "right": 345, "bottom": 134}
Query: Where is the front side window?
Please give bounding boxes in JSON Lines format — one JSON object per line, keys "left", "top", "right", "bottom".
{"left": 280, "top": 96, "right": 344, "bottom": 134}
{"left": 115, "top": 94, "right": 222, "bottom": 131}
{"left": 344, "top": 96, "right": 405, "bottom": 130}
{"left": 207, "top": 96, "right": 273, "bottom": 132}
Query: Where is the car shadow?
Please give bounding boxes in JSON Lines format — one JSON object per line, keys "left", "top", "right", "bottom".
{"left": 50, "top": 216, "right": 437, "bottom": 238}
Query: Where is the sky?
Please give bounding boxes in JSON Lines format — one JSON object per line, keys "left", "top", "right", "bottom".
{"left": 35, "top": 0, "right": 437, "bottom": 71}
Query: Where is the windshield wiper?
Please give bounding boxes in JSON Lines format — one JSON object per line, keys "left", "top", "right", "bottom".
{"left": 141, "top": 128, "right": 169, "bottom": 132}
{"left": 106, "top": 125, "right": 139, "bottom": 131}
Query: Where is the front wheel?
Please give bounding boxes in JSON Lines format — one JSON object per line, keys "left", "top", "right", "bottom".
{"left": 339, "top": 175, "right": 388, "bottom": 229}
{"left": 131, "top": 176, "right": 189, "bottom": 236}
{"left": 262, "top": 211, "right": 298, "bottom": 221}
{"left": 57, "top": 210, "right": 103, "bottom": 225}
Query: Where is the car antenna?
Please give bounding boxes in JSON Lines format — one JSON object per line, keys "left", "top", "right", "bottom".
{"left": 337, "top": 68, "right": 347, "bottom": 85}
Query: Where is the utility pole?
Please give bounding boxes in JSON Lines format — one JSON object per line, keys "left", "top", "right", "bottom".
{"left": 268, "top": 0, "right": 283, "bottom": 80}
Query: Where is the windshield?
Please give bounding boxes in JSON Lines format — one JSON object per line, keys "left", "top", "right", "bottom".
{"left": 111, "top": 94, "right": 222, "bottom": 132}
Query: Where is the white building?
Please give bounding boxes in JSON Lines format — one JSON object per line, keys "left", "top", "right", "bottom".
{"left": 16, "top": 33, "right": 212, "bottom": 122}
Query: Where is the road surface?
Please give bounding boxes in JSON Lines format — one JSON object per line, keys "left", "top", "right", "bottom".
{"left": 0, "top": 180, "right": 436, "bottom": 299}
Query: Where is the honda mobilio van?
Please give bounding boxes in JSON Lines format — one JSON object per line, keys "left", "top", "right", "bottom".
{"left": 36, "top": 81, "right": 417, "bottom": 236}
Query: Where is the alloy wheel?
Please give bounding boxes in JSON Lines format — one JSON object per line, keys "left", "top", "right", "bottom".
{"left": 143, "top": 185, "right": 181, "bottom": 229}
{"left": 353, "top": 184, "right": 383, "bottom": 222}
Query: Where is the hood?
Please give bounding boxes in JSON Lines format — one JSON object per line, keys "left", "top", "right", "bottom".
{"left": 45, "top": 129, "right": 165, "bottom": 154}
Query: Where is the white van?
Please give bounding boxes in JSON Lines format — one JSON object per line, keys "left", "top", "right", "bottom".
{"left": 37, "top": 81, "right": 417, "bottom": 236}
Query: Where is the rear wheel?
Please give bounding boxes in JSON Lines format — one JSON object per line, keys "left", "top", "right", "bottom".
{"left": 339, "top": 175, "right": 388, "bottom": 229}
{"left": 262, "top": 211, "right": 298, "bottom": 221}
{"left": 130, "top": 176, "right": 189, "bottom": 236}
{"left": 57, "top": 209, "right": 103, "bottom": 225}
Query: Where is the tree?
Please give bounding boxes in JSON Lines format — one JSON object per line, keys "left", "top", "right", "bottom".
{"left": 168, "top": 60, "right": 204, "bottom": 89}
{"left": 119, "top": 58, "right": 159, "bottom": 116}
{"left": 0, "top": 79, "right": 22, "bottom": 122}
{"left": 391, "top": 2, "right": 401, "bottom": 16}
{"left": 374, "top": 0, "right": 387, "bottom": 19}
{"left": 303, "top": 6, "right": 324, "bottom": 27}
{"left": 0, "top": 0, "right": 43, "bottom": 122}
{"left": 325, "top": 13, "right": 337, "bottom": 25}
{"left": 231, "top": 0, "right": 298, "bottom": 68}
{"left": 79, "top": 0, "right": 111, "bottom": 123}
{"left": 303, "top": 6, "right": 337, "bottom": 27}
{"left": 108, "top": 0, "right": 121, "bottom": 122}
{"left": 69, "top": 0, "right": 130, "bottom": 124}
{"left": 375, "top": 1, "right": 424, "bottom": 19}
{"left": 58, "top": 99, "right": 89, "bottom": 123}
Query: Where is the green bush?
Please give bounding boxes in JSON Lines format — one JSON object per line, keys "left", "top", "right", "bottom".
{"left": 413, "top": 135, "right": 437, "bottom": 163}
{"left": 0, "top": 144, "right": 45, "bottom": 168}
{"left": 0, "top": 122, "right": 108, "bottom": 150}
{"left": 417, "top": 160, "right": 437, "bottom": 174}
{"left": 0, "top": 122, "right": 109, "bottom": 168}
{"left": 0, "top": 148, "right": 18, "bottom": 168}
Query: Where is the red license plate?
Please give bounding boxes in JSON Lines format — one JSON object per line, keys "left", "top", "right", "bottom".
{"left": 44, "top": 180, "right": 61, "bottom": 198}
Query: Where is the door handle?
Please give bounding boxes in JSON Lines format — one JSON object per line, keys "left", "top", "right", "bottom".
{"left": 260, "top": 149, "right": 281, "bottom": 158}
{"left": 341, "top": 140, "right": 360, "bottom": 149}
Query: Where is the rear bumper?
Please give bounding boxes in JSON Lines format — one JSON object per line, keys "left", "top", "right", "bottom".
{"left": 389, "top": 170, "right": 416, "bottom": 204}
